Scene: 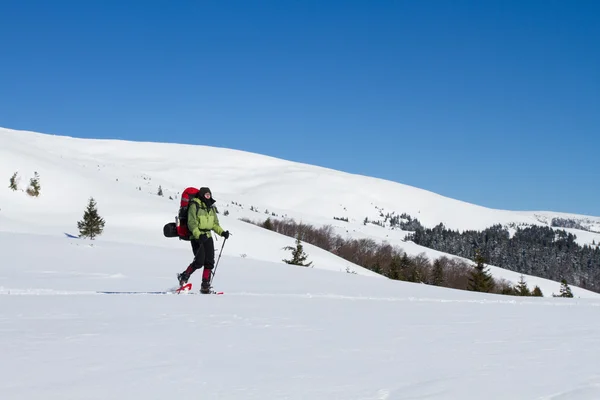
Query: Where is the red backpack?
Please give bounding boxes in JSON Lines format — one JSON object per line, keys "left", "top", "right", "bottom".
{"left": 163, "top": 187, "right": 199, "bottom": 240}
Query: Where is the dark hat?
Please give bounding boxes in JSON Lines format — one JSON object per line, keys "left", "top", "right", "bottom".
{"left": 198, "top": 187, "right": 215, "bottom": 206}
{"left": 199, "top": 187, "right": 212, "bottom": 198}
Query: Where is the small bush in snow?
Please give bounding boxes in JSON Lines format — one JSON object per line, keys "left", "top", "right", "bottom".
{"left": 26, "top": 172, "right": 41, "bottom": 197}
{"left": 496, "top": 278, "right": 515, "bottom": 295}
{"left": 9, "top": 172, "right": 19, "bottom": 190}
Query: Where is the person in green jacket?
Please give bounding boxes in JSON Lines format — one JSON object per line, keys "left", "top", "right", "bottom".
{"left": 177, "top": 187, "right": 230, "bottom": 293}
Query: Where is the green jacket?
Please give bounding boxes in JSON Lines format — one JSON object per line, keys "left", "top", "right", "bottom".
{"left": 187, "top": 198, "right": 225, "bottom": 240}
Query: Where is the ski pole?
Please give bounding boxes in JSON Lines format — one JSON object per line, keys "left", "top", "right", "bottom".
{"left": 210, "top": 236, "right": 228, "bottom": 284}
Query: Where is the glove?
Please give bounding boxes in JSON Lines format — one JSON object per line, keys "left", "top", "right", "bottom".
{"left": 222, "top": 231, "right": 230, "bottom": 239}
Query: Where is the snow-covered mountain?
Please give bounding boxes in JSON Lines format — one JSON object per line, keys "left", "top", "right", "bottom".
{"left": 3, "top": 126, "right": 600, "bottom": 399}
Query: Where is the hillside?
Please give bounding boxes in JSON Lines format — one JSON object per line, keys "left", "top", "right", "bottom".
{"left": 3, "top": 126, "right": 600, "bottom": 399}
{"left": 1, "top": 126, "right": 599, "bottom": 297}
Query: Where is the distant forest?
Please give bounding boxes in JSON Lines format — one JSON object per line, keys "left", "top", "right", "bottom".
{"left": 240, "top": 210, "right": 599, "bottom": 295}
{"left": 407, "top": 222, "right": 600, "bottom": 293}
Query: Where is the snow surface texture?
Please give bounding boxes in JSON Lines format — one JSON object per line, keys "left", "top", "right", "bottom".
{"left": 2, "top": 233, "right": 600, "bottom": 400}
{"left": 2, "top": 127, "right": 600, "bottom": 399}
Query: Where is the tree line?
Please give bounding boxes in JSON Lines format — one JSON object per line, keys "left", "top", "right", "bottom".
{"left": 407, "top": 223, "right": 600, "bottom": 293}
{"left": 241, "top": 217, "right": 576, "bottom": 297}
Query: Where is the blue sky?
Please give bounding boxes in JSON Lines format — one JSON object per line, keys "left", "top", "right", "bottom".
{"left": 1, "top": 0, "right": 599, "bottom": 216}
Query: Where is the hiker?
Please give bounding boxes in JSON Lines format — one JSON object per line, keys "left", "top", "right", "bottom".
{"left": 177, "top": 187, "right": 230, "bottom": 293}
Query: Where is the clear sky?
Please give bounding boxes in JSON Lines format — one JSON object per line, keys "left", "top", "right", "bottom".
{"left": 1, "top": 0, "right": 598, "bottom": 216}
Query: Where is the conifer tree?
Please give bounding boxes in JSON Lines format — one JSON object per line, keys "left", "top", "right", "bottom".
{"left": 387, "top": 255, "right": 401, "bottom": 280}
{"left": 515, "top": 275, "right": 531, "bottom": 296}
{"left": 9, "top": 172, "right": 19, "bottom": 190}
{"left": 399, "top": 253, "right": 415, "bottom": 282}
{"left": 531, "top": 286, "right": 543, "bottom": 297}
{"left": 282, "top": 234, "right": 312, "bottom": 267}
{"left": 372, "top": 261, "right": 382, "bottom": 275}
{"left": 77, "top": 197, "right": 106, "bottom": 240}
{"left": 431, "top": 259, "right": 444, "bottom": 286}
{"left": 467, "top": 250, "right": 495, "bottom": 292}
{"left": 157, "top": 185, "right": 163, "bottom": 196}
{"left": 262, "top": 217, "right": 274, "bottom": 231}
{"left": 26, "top": 172, "right": 41, "bottom": 197}
{"left": 556, "top": 279, "right": 574, "bottom": 298}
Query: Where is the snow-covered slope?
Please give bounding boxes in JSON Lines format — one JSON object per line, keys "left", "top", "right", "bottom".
{"left": 3, "top": 126, "right": 600, "bottom": 399}
{"left": 2, "top": 231, "right": 600, "bottom": 400}
{"left": 1, "top": 126, "right": 599, "bottom": 297}
{"left": 3, "top": 126, "right": 600, "bottom": 232}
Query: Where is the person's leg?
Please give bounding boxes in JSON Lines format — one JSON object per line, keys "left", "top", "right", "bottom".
{"left": 178, "top": 239, "right": 205, "bottom": 285}
{"left": 191, "top": 239, "right": 200, "bottom": 256}
{"left": 200, "top": 237, "right": 215, "bottom": 292}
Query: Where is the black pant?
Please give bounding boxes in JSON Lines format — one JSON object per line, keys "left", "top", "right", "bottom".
{"left": 190, "top": 236, "right": 215, "bottom": 272}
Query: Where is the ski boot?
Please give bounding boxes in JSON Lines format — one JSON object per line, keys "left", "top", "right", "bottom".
{"left": 177, "top": 272, "right": 189, "bottom": 287}
{"left": 200, "top": 280, "right": 212, "bottom": 294}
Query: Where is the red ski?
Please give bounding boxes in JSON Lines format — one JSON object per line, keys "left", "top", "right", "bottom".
{"left": 176, "top": 283, "right": 193, "bottom": 293}
{"left": 176, "top": 283, "right": 223, "bottom": 295}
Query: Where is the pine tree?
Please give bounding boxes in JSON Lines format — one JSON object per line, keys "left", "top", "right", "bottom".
{"left": 372, "top": 261, "right": 382, "bottom": 275}
{"left": 531, "top": 286, "right": 543, "bottom": 297}
{"left": 431, "top": 259, "right": 444, "bottom": 286}
{"left": 9, "top": 172, "right": 19, "bottom": 190}
{"left": 26, "top": 172, "right": 41, "bottom": 197}
{"left": 467, "top": 250, "right": 495, "bottom": 292}
{"left": 399, "top": 253, "right": 415, "bottom": 281}
{"left": 282, "top": 234, "right": 312, "bottom": 267}
{"left": 157, "top": 185, "right": 163, "bottom": 196}
{"left": 77, "top": 197, "right": 106, "bottom": 240}
{"left": 515, "top": 275, "right": 531, "bottom": 296}
{"left": 556, "top": 279, "right": 574, "bottom": 298}
{"left": 387, "top": 255, "right": 401, "bottom": 280}
{"left": 263, "top": 217, "right": 274, "bottom": 231}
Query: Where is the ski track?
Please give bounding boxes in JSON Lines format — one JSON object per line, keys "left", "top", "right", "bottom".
{"left": 2, "top": 287, "right": 600, "bottom": 308}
